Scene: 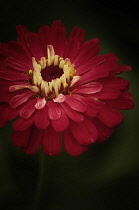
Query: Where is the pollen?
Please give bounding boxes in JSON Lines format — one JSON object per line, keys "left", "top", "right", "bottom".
{"left": 29, "top": 45, "right": 80, "bottom": 100}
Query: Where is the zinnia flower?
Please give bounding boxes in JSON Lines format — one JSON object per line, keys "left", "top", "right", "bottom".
{"left": 0, "top": 21, "right": 134, "bottom": 156}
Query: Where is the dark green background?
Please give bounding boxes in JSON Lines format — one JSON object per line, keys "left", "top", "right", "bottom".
{"left": 0, "top": 0, "right": 139, "bottom": 209}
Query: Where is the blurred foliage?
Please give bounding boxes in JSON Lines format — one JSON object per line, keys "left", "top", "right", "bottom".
{"left": 0, "top": 0, "right": 139, "bottom": 209}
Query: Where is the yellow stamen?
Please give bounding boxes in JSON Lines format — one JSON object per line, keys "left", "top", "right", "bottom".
{"left": 28, "top": 45, "right": 80, "bottom": 100}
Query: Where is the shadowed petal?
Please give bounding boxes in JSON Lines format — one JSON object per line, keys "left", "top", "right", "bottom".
{"left": 5, "top": 57, "right": 29, "bottom": 72}
{"left": 50, "top": 21, "right": 66, "bottom": 57}
{"left": 42, "top": 125, "right": 61, "bottom": 156}
{"left": 92, "top": 118, "right": 114, "bottom": 143}
{"left": 12, "top": 113, "right": 36, "bottom": 131}
{"left": 7, "top": 41, "right": 32, "bottom": 67}
{"left": 25, "top": 32, "right": 44, "bottom": 60}
{"left": 22, "top": 126, "right": 43, "bottom": 154}
{"left": 11, "top": 128, "right": 31, "bottom": 147}
{"left": 98, "top": 106, "right": 124, "bottom": 127}
{"left": 73, "top": 38, "right": 100, "bottom": 66}
{"left": 64, "top": 26, "right": 85, "bottom": 62}
{"left": 70, "top": 118, "right": 98, "bottom": 145}
{"left": 63, "top": 128, "right": 88, "bottom": 156}
{"left": 38, "top": 25, "right": 51, "bottom": 57}
{"left": 103, "top": 90, "right": 134, "bottom": 110}
{"left": 35, "top": 105, "right": 50, "bottom": 129}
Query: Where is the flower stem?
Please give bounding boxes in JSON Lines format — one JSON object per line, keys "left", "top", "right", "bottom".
{"left": 33, "top": 151, "right": 46, "bottom": 210}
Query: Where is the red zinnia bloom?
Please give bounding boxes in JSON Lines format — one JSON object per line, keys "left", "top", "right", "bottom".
{"left": 0, "top": 21, "right": 134, "bottom": 156}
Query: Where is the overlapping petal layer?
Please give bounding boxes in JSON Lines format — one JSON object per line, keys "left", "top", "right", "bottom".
{"left": 0, "top": 21, "right": 134, "bottom": 156}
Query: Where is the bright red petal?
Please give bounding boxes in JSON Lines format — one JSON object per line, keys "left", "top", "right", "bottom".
{"left": 10, "top": 91, "right": 34, "bottom": 109}
{"left": 76, "top": 53, "right": 119, "bottom": 75}
{"left": 51, "top": 106, "right": 69, "bottom": 132}
{"left": 48, "top": 101, "right": 61, "bottom": 120}
{"left": 77, "top": 60, "right": 119, "bottom": 85}
{"left": 20, "top": 98, "right": 36, "bottom": 119}
{"left": 73, "top": 82, "right": 102, "bottom": 95}
{"left": 60, "top": 102, "right": 84, "bottom": 122}
{"left": 65, "top": 95, "right": 87, "bottom": 112}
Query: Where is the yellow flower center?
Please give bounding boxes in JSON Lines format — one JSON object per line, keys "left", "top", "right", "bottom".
{"left": 28, "top": 45, "right": 80, "bottom": 100}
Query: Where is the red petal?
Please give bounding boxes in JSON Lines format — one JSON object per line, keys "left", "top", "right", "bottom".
{"left": 25, "top": 32, "right": 44, "bottom": 60}
{"left": 64, "top": 27, "right": 85, "bottom": 62}
{"left": 70, "top": 118, "right": 98, "bottom": 145}
{"left": 68, "top": 26, "right": 85, "bottom": 44}
{"left": 2, "top": 105, "right": 22, "bottom": 121}
{"left": 73, "top": 82, "right": 102, "bottom": 95}
{"left": 38, "top": 25, "right": 51, "bottom": 57}
{"left": 0, "top": 116, "right": 7, "bottom": 128}
{"left": 60, "top": 102, "right": 84, "bottom": 122}
{"left": 5, "top": 57, "right": 29, "bottom": 72}
{"left": 93, "top": 87, "right": 120, "bottom": 100}
{"left": 104, "top": 91, "right": 134, "bottom": 110}
{"left": 0, "top": 103, "right": 8, "bottom": 127}
{"left": 77, "top": 60, "right": 119, "bottom": 85}
{"left": 48, "top": 101, "right": 61, "bottom": 120}
{"left": 115, "top": 65, "right": 132, "bottom": 74}
{"left": 84, "top": 97, "right": 103, "bottom": 117}
{"left": 16, "top": 25, "right": 34, "bottom": 57}
{"left": 11, "top": 128, "right": 31, "bottom": 147}
{"left": 0, "top": 68, "right": 29, "bottom": 81}
{"left": 20, "top": 98, "right": 36, "bottom": 119}
{"left": 92, "top": 118, "right": 114, "bottom": 143}
{"left": 7, "top": 41, "right": 32, "bottom": 67}
{"left": 98, "top": 106, "right": 124, "bottom": 127}
{"left": 22, "top": 126, "right": 43, "bottom": 154}
{"left": 10, "top": 91, "right": 34, "bottom": 109}
{"left": 50, "top": 21, "right": 66, "bottom": 57}
{"left": 12, "top": 113, "right": 35, "bottom": 131}
{"left": 42, "top": 125, "right": 61, "bottom": 156}
{"left": 73, "top": 38, "right": 100, "bottom": 66}
{"left": 35, "top": 97, "right": 46, "bottom": 109}
{"left": 51, "top": 106, "right": 69, "bottom": 132}
{"left": 97, "top": 76, "right": 129, "bottom": 90}
{"left": 65, "top": 95, "right": 87, "bottom": 112}
{"left": 35, "top": 105, "right": 50, "bottom": 129}
{"left": 77, "top": 53, "right": 119, "bottom": 75}
{"left": 63, "top": 129, "right": 88, "bottom": 156}
{"left": 0, "top": 91, "right": 14, "bottom": 102}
